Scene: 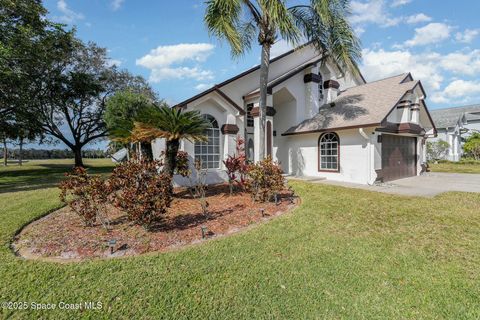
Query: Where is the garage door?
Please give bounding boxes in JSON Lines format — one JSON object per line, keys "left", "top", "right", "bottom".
{"left": 381, "top": 135, "right": 417, "bottom": 182}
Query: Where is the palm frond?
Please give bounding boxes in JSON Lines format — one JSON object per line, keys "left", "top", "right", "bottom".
{"left": 205, "top": 0, "right": 252, "bottom": 57}
{"left": 136, "top": 106, "right": 210, "bottom": 143}
{"left": 290, "top": 0, "right": 361, "bottom": 76}
{"left": 261, "top": 0, "right": 301, "bottom": 46}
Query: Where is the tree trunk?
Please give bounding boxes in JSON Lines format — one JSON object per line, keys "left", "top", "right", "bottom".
{"left": 73, "top": 146, "right": 84, "bottom": 167}
{"left": 18, "top": 138, "right": 23, "bottom": 166}
{"left": 258, "top": 43, "right": 271, "bottom": 161}
{"left": 2, "top": 139, "right": 7, "bottom": 166}
{"left": 165, "top": 139, "right": 180, "bottom": 177}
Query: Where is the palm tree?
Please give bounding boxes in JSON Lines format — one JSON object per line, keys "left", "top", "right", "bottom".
{"left": 205, "top": 0, "right": 361, "bottom": 160}
{"left": 132, "top": 106, "right": 211, "bottom": 176}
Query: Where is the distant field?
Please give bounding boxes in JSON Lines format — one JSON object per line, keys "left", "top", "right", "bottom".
{"left": 429, "top": 160, "right": 480, "bottom": 174}
{"left": 0, "top": 158, "right": 115, "bottom": 193}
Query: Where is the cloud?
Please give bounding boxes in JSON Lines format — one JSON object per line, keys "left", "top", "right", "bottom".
{"left": 455, "top": 29, "right": 480, "bottom": 43}
{"left": 354, "top": 26, "right": 366, "bottom": 36}
{"left": 438, "top": 50, "right": 480, "bottom": 76}
{"left": 149, "top": 67, "right": 214, "bottom": 82}
{"left": 390, "top": 0, "right": 412, "bottom": 7}
{"left": 361, "top": 47, "right": 480, "bottom": 104}
{"left": 111, "top": 0, "right": 124, "bottom": 11}
{"left": 350, "top": 0, "right": 402, "bottom": 27}
{"left": 405, "top": 13, "right": 432, "bottom": 24}
{"left": 195, "top": 83, "right": 214, "bottom": 91}
{"left": 106, "top": 59, "right": 122, "bottom": 67}
{"left": 137, "top": 43, "right": 214, "bottom": 69}
{"left": 56, "top": 0, "right": 84, "bottom": 24}
{"left": 404, "top": 23, "right": 452, "bottom": 47}
{"left": 270, "top": 39, "right": 294, "bottom": 58}
{"left": 136, "top": 43, "right": 215, "bottom": 83}
{"left": 431, "top": 80, "right": 480, "bottom": 104}
{"left": 361, "top": 48, "right": 444, "bottom": 91}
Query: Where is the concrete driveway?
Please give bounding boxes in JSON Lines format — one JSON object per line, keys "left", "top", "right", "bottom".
{"left": 301, "top": 172, "right": 480, "bottom": 197}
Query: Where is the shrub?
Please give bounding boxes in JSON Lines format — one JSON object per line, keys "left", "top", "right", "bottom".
{"left": 426, "top": 140, "right": 449, "bottom": 162}
{"left": 188, "top": 159, "right": 209, "bottom": 214}
{"left": 464, "top": 133, "right": 480, "bottom": 160}
{"left": 59, "top": 167, "right": 109, "bottom": 227}
{"left": 175, "top": 151, "right": 191, "bottom": 177}
{"left": 246, "top": 157, "right": 285, "bottom": 202}
{"left": 109, "top": 158, "right": 172, "bottom": 228}
{"left": 223, "top": 136, "right": 248, "bottom": 194}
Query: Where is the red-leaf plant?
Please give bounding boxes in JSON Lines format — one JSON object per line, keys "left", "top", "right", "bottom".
{"left": 223, "top": 135, "right": 248, "bottom": 195}
{"left": 109, "top": 157, "right": 173, "bottom": 229}
{"left": 59, "top": 167, "right": 110, "bottom": 228}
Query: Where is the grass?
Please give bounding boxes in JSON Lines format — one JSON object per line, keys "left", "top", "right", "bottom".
{"left": 0, "top": 159, "right": 114, "bottom": 193}
{"left": 429, "top": 160, "right": 480, "bottom": 174}
{"left": 1, "top": 159, "right": 480, "bottom": 319}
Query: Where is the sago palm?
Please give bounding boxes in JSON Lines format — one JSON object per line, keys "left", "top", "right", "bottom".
{"left": 204, "top": 0, "right": 361, "bottom": 160}
{"left": 132, "top": 106, "right": 211, "bottom": 176}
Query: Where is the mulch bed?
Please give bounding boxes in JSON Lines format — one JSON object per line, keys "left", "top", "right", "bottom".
{"left": 13, "top": 184, "right": 297, "bottom": 261}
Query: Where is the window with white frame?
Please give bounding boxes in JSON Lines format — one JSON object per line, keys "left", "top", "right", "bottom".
{"left": 194, "top": 114, "right": 220, "bottom": 169}
{"left": 319, "top": 132, "right": 339, "bottom": 171}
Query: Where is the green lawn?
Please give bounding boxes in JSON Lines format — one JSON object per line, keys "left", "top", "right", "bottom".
{"left": 0, "top": 159, "right": 114, "bottom": 193}
{"left": 429, "top": 160, "right": 480, "bottom": 174}
{"left": 1, "top": 159, "right": 480, "bottom": 319}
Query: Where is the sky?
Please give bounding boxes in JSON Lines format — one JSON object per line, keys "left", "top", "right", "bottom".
{"left": 25, "top": 0, "right": 480, "bottom": 149}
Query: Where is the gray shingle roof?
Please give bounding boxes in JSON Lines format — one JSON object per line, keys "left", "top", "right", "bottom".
{"left": 283, "top": 73, "right": 419, "bottom": 135}
{"left": 430, "top": 104, "right": 480, "bottom": 128}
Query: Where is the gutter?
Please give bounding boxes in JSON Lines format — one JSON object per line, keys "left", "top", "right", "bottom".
{"left": 359, "top": 128, "right": 374, "bottom": 185}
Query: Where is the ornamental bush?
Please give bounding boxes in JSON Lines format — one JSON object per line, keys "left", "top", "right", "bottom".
{"left": 246, "top": 156, "right": 285, "bottom": 202}
{"left": 223, "top": 136, "right": 248, "bottom": 194}
{"left": 109, "top": 158, "right": 172, "bottom": 228}
{"left": 59, "top": 167, "right": 109, "bottom": 227}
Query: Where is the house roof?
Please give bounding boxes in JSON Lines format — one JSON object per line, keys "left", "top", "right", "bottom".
{"left": 283, "top": 73, "right": 423, "bottom": 135}
{"left": 174, "top": 42, "right": 366, "bottom": 109}
{"left": 430, "top": 104, "right": 480, "bottom": 128}
{"left": 244, "top": 56, "right": 324, "bottom": 99}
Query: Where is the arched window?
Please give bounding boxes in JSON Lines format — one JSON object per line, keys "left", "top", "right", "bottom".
{"left": 318, "top": 73, "right": 324, "bottom": 103}
{"left": 194, "top": 114, "right": 220, "bottom": 169}
{"left": 319, "top": 132, "right": 339, "bottom": 171}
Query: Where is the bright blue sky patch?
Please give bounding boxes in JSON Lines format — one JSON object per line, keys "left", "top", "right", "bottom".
{"left": 24, "top": 0, "right": 479, "bottom": 150}
{"left": 43, "top": 0, "right": 480, "bottom": 109}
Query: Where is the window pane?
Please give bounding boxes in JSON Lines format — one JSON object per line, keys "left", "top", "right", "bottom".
{"left": 194, "top": 115, "right": 221, "bottom": 170}
{"left": 319, "top": 133, "right": 339, "bottom": 171}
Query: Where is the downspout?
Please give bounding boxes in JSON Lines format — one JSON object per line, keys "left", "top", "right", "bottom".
{"left": 359, "top": 128, "right": 374, "bottom": 185}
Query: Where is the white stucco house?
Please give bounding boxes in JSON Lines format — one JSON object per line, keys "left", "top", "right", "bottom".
{"left": 152, "top": 43, "right": 437, "bottom": 185}
{"left": 428, "top": 104, "right": 480, "bottom": 161}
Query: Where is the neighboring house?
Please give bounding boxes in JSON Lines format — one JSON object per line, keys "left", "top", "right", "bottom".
{"left": 152, "top": 43, "right": 437, "bottom": 185}
{"left": 429, "top": 104, "right": 480, "bottom": 161}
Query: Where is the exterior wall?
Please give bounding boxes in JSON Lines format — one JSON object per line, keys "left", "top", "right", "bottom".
{"left": 429, "top": 127, "right": 462, "bottom": 161}
{"left": 152, "top": 95, "right": 241, "bottom": 186}
{"left": 285, "top": 128, "right": 376, "bottom": 184}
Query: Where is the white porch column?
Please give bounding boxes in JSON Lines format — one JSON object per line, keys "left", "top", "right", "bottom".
{"left": 303, "top": 66, "right": 320, "bottom": 118}
{"left": 448, "top": 133, "right": 454, "bottom": 157}
{"left": 251, "top": 96, "right": 275, "bottom": 162}
{"left": 220, "top": 115, "right": 240, "bottom": 165}
{"left": 253, "top": 102, "right": 261, "bottom": 163}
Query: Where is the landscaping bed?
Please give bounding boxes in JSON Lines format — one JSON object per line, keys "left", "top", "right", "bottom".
{"left": 13, "top": 184, "right": 297, "bottom": 261}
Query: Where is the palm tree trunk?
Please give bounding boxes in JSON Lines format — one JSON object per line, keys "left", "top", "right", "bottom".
{"left": 165, "top": 139, "right": 180, "bottom": 177}
{"left": 258, "top": 42, "right": 271, "bottom": 161}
